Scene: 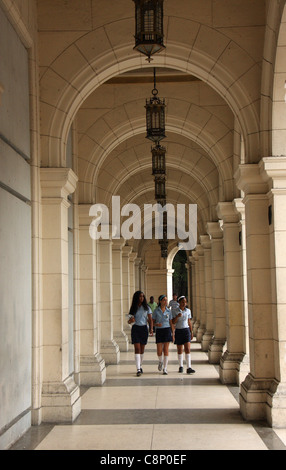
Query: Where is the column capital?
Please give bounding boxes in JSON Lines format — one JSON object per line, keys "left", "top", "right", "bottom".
{"left": 129, "top": 251, "right": 138, "bottom": 262}
{"left": 135, "top": 257, "right": 142, "bottom": 266}
{"left": 78, "top": 203, "right": 94, "bottom": 226}
{"left": 112, "top": 238, "right": 126, "bottom": 251}
{"left": 206, "top": 221, "right": 223, "bottom": 239}
{"left": 40, "top": 168, "right": 78, "bottom": 199}
{"left": 217, "top": 201, "right": 240, "bottom": 223}
{"left": 200, "top": 234, "right": 211, "bottom": 249}
{"left": 122, "top": 245, "right": 133, "bottom": 257}
{"left": 234, "top": 164, "right": 268, "bottom": 196}
{"left": 233, "top": 198, "right": 245, "bottom": 221}
{"left": 195, "top": 244, "right": 204, "bottom": 256}
{"left": 259, "top": 156, "right": 286, "bottom": 190}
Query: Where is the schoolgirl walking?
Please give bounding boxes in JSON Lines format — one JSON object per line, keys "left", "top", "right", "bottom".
{"left": 152, "top": 295, "right": 174, "bottom": 375}
{"left": 172, "top": 296, "right": 195, "bottom": 374}
{"left": 128, "top": 291, "right": 153, "bottom": 376}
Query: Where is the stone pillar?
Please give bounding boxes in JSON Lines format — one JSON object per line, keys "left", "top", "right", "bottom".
{"left": 189, "top": 255, "right": 197, "bottom": 327}
{"left": 112, "top": 239, "right": 129, "bottom": 352}
{"left": 236, "top": 158, "right": 286, "bottom": 427}
{"left": 196, "top": 244, "right": 206, "bottom": 343}
{"left": 185, "top": 260, "right": 192, "bottom": 307}
{"left": 78, "top": 205, "right": 106, "bottom": 385}
{"left": 134, "top": 257, "right": 141, "bottom": 291}
{"left": 234, "top": 198, "right": 250, "bottom": 384}
{"left": 40, "top": 168, "right": 81, "bottom": 422}
{"left": 201, "top": 235, "right": 214, "bottom": 352}
{"left": 217, "top": 202, "right": 245, "bottom": 384}
{"left": 141, "top": 264, "right": 148, "bottom": 295}
{"left": 129, "top": 251, "right": 137, "bottom": 299}
{"left": 207, "top": 222, "right": 226, "bottom": 364}
{"left": 192, "top": 250, "right": 200, "bottom": 336}
{"left": 97, "top": 238, "right": 120, "bottom": 365}
{"left": 122, "top": 245, "right": 132, "bottom": 339}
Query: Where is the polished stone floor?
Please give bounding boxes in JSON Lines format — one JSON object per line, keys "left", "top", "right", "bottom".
{"left": 10, "top": 339, "right": 286, "bottom": 451}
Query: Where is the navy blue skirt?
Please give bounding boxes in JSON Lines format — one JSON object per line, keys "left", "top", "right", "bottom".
{"left": 155, "top": 327, "right": 173, "bottom": 344}
{"left": 174, "top": 328, "right": 191, "bottom": 345}
{"left": 131, "top": 324, "right": 149, "bottom": 345}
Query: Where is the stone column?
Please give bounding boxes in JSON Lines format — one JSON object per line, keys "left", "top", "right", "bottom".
{"left": 234, "top": 198, "right": 250, "bottom": 384}
{"left": 122, "top": 245, "right": 133, "bottom": 339}
{"left": 141, "top": 264, "right": 148, "bottom": 295}
{"left": 97, "top": 238, "right": 120, "bottom": 365}
{"left": 217, "top": 202, "right": 245, "bottom": 385}
{"left": 192, "top": 250, "right": 200, "bottom": 336}
{"left": 112, "top": 238, "right": 129, "bottom": 352}
{"left": 134, "top": 257, "right": 141, "bottom": 291}
{"left": 236, "top": 158, "right": 286, "bottom": 427}
{"left": 201, "top": 235, "right": 214, "bottom": 352}
{"left": 129, "top": 251, "right": 137, "bottom": 299}
{"left": 189, "top": 255, "right": 197, "bottom": 327}
{"left": 196, "top": 244, "right": 206, "bottom": 343}
{"left": 78, "top": 205, "right": 106, "bottom": 385}
{"left": 207, "top": 222, "right": 226, "bottom": 364}
{"left": 40, "top": 168, "right": 81, "bottom": 422}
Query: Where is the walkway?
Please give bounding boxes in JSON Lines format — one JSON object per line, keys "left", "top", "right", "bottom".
{"left": 11, "top": 339, "right": 286, "bottom": 451}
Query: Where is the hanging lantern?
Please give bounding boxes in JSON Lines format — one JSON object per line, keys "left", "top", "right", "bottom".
{"left": 152, "top": 144, "right": 166, "bottom": 175}
{"left": 145, "top": 69, "right": 166, "bottom": 143}
{"left": 154, "top": 175, "right": 166, "bottom": 200}
{"left": 133, "top": 0, "right": 165, "bottom": 62}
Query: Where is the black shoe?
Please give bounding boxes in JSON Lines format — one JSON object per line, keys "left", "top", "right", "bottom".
{"left": 140, "top": 368, "right": 143, "bottom": 374}
{"left": 187, "top": 368, "right": 195, "bottom": 374}
{"left": 178, "top": 367, "right": 183, "bottom": 373}
{"left": 137, "top": 370, "right": 141, "bottom": 376}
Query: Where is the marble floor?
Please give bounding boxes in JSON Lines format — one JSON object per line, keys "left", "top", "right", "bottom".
{"left": 10, "top": 339, "right": 286, "bottom": 451}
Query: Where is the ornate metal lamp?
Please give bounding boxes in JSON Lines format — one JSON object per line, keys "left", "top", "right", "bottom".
{"left": 133, "top": 0, "right": 165, "bottom": 62}
{"left": 145, "top": 68, "right": 166, "bottom": 143}
{"left": 159, "top": 211, "right": 168, "bottom": 259}
{"left": 154, "top": 175, "right": 166, "bottom": 201}
{"left": 152, "top": 144, "right": 166, "bottom": 175}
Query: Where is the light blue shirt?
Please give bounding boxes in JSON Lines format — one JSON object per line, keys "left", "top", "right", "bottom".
{"left": 133, "top": 305, "right": 152, "bottom": 326}
{"left": 152, "top": 307, "right": 172, "bottom": 329}
{"left": 172, "top": 307, "right": 192, "bottom": 329}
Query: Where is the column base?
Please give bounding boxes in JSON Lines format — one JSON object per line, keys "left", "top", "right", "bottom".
{"left": 267, "top": 382, "right": 286, "bottom": 428}
{"left": 101, "top": 339, "right": 120, "bottom": 365}
{"left": 219, "top": 350, "right": 245, "bottom": 385}
{"left": 114, "top": 331, "right": 129, "bottom": 352}
{"left": 239, "top": 373, "right": 286, "bottom": 426}
{"left": 124, "top": 325, "right": 132, "bottom": 342}
{"left": 193, "top": 320, "right": 200, "bottom": 337}
{"left": 41, "top": 376, "right": 81, "bottom": 423}
{"left": 208, "top": 338, "right": 226, "bottom": 364}
{"left": 79, "top": 353, "right": 106, "bottom": 386}
{"left": 196, "top": 325, "right": 206, "bottom": 343}
{"left": 238, "top": 354, "right": 250, "bottom": 385}
{"left": 201, "top": 330, "right": 213, "bottom": 352}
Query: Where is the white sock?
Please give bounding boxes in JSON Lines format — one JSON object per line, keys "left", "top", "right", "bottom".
{"left": 158, "top": 355, "right": 163, "bottom": 364}
{"left": 178, "top": 354, "right": 183, "bottom": 367}
{"left": 140, "top": 354, "right": 144, "bottom": 367}
{"left": 135, "top": 354, "right": 141, "bottom": 370}
{"left": 163, "top": 355, "right": 169, "bottom": 370}
{"left": 186, "top": 353, "right": 191, "bottom": 368}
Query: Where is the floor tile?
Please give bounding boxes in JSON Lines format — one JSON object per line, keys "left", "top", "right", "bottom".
{"left": 10, "top": 339, "right": 286, "bottom": 451}
{"left": 35, "top": 424, "right": 153, "bottom": 450}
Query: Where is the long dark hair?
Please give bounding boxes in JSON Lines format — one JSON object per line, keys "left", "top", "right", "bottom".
{"left": 129, "top": 291, "right": 148, "bottom": 316}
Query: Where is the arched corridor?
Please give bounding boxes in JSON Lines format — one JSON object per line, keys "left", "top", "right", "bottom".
{"left": 2, "top": 0, "right": 286, "bottom": 451}
{"left": 10, "top": 339, "right": 286, "bottom": 450}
